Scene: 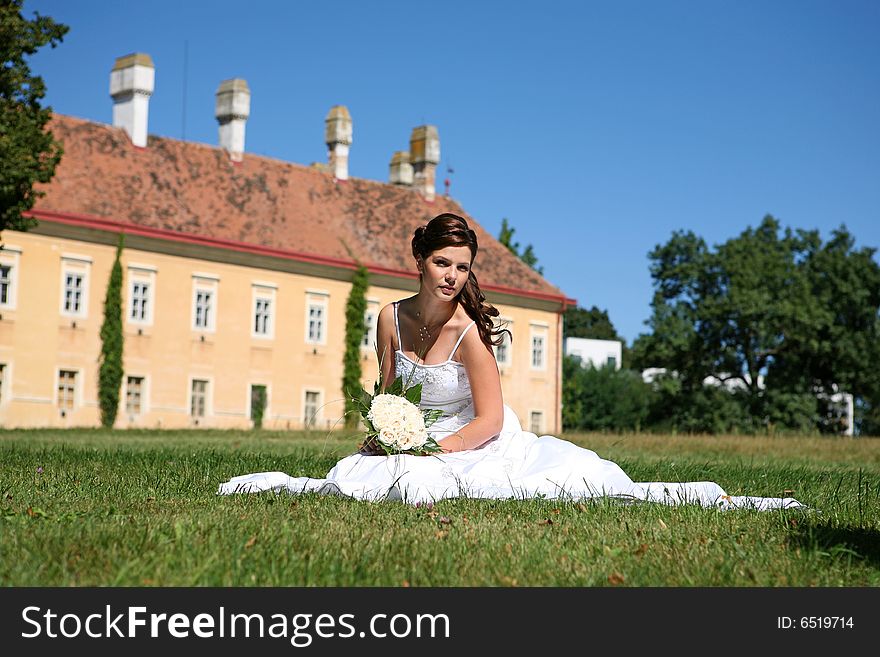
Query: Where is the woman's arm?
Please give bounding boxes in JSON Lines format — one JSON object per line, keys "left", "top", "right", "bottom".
{"left": 438, "top": 325, "right": 504, "bottom": 453}
{"left": 359, "top": 303, "right": 398, "bottom": 455}
{"left": 374, "top": 303, "right": 396, "bottom": 393}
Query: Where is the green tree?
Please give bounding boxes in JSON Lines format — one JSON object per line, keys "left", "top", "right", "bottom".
{"left": 562, "top": 355, "right": 653, "bottom": 432}
{"left": 342, "top": 264, "right": 369, "bottom": 427}
{"left": 564, "top": 306, "right": 620, "bottom": 341}
{"left": 98, "top": 234, "right": 124, "bottom": 428}
{"left": 633, "top": 215, "right": 880, "bottom": 434}
{"left": 0, "top": 1, "right": 68, "bottom": 233}
{"left": 498, "top": 217, "right": 544, "bottom": 275}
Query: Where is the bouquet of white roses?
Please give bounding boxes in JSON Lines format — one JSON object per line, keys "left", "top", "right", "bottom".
{"left": 353, "top": 372, "right": 444, "bottom": 456}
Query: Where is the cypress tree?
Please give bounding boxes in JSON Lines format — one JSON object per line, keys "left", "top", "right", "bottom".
{"left": 342, "top": 264, "right": 369, "bottom": 427}
{"left": 98, "top": 234, "right": 124, "bottom": 428}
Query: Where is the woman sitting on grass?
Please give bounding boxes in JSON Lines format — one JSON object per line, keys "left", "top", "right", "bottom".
{"left": 219, "top": 213, "right": 803, "bottom": 510}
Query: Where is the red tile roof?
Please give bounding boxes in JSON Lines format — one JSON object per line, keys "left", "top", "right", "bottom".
{"left": 33, "top": 114, "right": 570, "bottom": 303}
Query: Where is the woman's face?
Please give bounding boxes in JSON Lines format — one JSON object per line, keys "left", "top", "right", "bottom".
{"left": 420, "top": 245, "right": 473, "bottom": 301}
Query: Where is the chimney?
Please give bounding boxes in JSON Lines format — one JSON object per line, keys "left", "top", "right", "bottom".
{"left": 409, "top": 125, "right": 440, "bottom": 200}
{"left": 109, "top": 53, "right": 155, "bottom": 148}
{"left": 215, "top": 78, "right": 251, "bottom": 162}
{"left": 389, "top": 151, "right": 413, "bottom": 185}
{"left": 325, "top": 105, "right": 352, "bottom": 180}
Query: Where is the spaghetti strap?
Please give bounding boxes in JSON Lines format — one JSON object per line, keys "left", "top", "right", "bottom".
{"left": 392, "top": 302, "right": 402, "bottom": 350}
{"left": 449, "top": 321, "right": 476, "bottom": 360}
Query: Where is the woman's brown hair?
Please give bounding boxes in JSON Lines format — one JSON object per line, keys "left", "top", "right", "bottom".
{"left": 411, "top": 213, "right": 511, "bottom": 349}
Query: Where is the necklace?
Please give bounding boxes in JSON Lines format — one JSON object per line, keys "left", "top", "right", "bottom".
{"left": 415, "top": 310, "right": 438, "bottom": 341}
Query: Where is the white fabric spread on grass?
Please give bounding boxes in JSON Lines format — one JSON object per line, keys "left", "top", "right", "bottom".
{"left": 218, "top": 304, "right": 804, "bottom": 511}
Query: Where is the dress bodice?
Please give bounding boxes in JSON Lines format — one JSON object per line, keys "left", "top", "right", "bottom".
{"left": 393, "top": 302, "right": 474, "bottom": 419}
{"left": 394, "top": 351, "right": 473, "bottom": 416}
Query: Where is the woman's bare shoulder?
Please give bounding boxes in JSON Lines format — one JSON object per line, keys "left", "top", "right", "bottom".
{"left": 455, "top": 316, "right": 493, "bottom": 362}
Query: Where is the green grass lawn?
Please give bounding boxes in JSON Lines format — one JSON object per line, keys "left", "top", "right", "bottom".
{"left": 1, "top": 428, "right": 878, "bottom": 586}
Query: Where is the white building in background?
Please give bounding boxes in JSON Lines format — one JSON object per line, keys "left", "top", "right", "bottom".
{"left": 564, "top": 338, "right": 622, "bottom": 370}
{"left": 640, "top": 368, "right": 855, "bottom": 437}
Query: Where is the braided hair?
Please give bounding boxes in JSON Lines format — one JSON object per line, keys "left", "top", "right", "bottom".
{"left": 411, "top": 213, "right": 511, "bottom": 349}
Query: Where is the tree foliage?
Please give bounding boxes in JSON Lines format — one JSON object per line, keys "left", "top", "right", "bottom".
{"left": 343, "top": 264, "right": 369, "bottom": 427}
{"left": 0, "top": 0, "right": 68, "bottom": 233}
{"left": 498, "top": 217, "right": 544, "bottom": 275}
{"left": 632, "top": 215, "right": 880, "bottom": 434}
{"left": 562, "top": 356, "right": 652, "bottom": 432}
{"left": 98, "top": 234, "right": 124, "bottom": 428}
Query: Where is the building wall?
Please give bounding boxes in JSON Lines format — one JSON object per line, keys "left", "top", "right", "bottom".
{"left": 0, "top": 228, "right": 563, "bottom": 433}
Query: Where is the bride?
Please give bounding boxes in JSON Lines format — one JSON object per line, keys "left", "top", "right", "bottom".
{"left": 219, "top": 213, "right": 802, "bottom": 511}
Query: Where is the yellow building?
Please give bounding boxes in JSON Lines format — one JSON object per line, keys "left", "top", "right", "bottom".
{"left": 0, "top": 56, "right": 574, "bottom": 433}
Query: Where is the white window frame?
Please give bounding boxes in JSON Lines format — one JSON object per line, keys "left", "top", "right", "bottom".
{"left": 252, "top": 282, "right": 277, "bottom": 340}
{"left": 127, "top": 264, "right": 156, "bottom": 326}
{"left": 188, "top": 376, "right": 212, "bottom": 421}
{"left": 493, "top": 317, "right": 513, "bottom": 367}
{"left": 530, "top": 330, "right": 547, "bottom": 371}
{"left": 0, "top": 245, "right": 22, "bottom": 310}
{"left": 0, "top": 361, "right": 9, "bottom": 407}
{"left": 529, "top": 410, "right": 544, "bottom": 434}
{"left": 125, "top": 375, "right": 148, "bottom": 418}
{"left": 303, "top": 388, "right": 323, "bottom": 429}
{"left": 60, "top": 254, "right": 92, "bottom": 319}
{"left": 362, "top": 299, "right": 380, "bottom": 351}
{"left": 305, "top": 290, "right": 329, "bottom": 345}
{"left": 192, "top": 273, "right": 219, "bottom": 333}
{"left": 56, "top": 367, "right": 82, "bottom": 415}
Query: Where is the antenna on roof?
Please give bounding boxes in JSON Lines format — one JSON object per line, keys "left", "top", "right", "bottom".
{"left": 181, "top": 40, "right": 189, "bottom": 140}
{"left": 444, "top": 162, "right": 454, "bottom": 197}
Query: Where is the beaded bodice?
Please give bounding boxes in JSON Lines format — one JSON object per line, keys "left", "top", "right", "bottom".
{"left": 393, "top": 302, "right": 475, "bottom": 418}
{"left": 394, "top": 351, "right": 473, "bottom": 416}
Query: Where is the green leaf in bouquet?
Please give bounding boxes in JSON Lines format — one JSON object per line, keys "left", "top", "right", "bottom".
{"left": 404, "top": 382, "right": 423, "bottom": 405}
{"left": 423, "top": 408, "right": 443, "bottom": 429}
{"left": 355, "top": 386, "right": 373, "bottom": 412}
{"left": 386, "top": 375, "right": 404, "bottom": 397}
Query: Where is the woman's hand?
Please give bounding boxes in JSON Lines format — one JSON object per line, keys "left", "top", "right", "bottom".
{"left": 358, "top": 438, "right": 387, "bottom": 456}
{"left": 439, "top": 432, "right": 467, "bottom": 453}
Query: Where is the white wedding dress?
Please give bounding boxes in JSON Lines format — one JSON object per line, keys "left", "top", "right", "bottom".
{"left": 219, "top": 304, "right": 803, "bottom": 511}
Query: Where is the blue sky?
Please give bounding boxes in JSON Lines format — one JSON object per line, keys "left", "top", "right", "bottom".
{"left": 24, "top": 0, "right": 880, "bottom": 343}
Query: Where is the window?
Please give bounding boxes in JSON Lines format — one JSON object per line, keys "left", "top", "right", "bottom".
{"left": 126, "top": 376, "right": 144, "bottom": 415}
{"left": 63, "top": 273, "right": 84, "bottom": 314}
{"left": 494, "top": 328, "right": 512, "bottom": 366}
{"left": 254, "top": 298, "right": 271, "bottom": 335}
{"left": 250, "top": 384, "right": 267, "bottom": 428}
{"left": 529, "top": 411, "right": 544, "bottom": 434}
{"left": 531, "top": 335, "right": 545, "bottom": 369}
{"left": 305, "top": 291, "right": 329, "bottom": 345}
{"left": 130, "top": 282, "right": 150, "bottom": 321}
{"left": 304, "top": 390, "right": 321, "bottom": 428}
{"left": 0, "top": 265, "right": 11, "bottom": 307}
{"left": 58, "top": 369, "right": 77, "bottom": 413}
{"left": 192, "top": 274, "right": 219, "bottom": 332}
{"left": 194, "top": 290, "right": 213, "bottom": 329}
{"left": 308, "top": 304, "right": 324, "bottom": 343}
{"left": 0, "top": 363, "right": 6, "bottom": 405}
{"left": 127, "top": 265, "right": 156, "bottom": 325}
{"left": 0, "top": 246, "right": 20, "bottom": 309}
{"left": 191, "top": 379, "right": 208, "bottom": 418}
{"left": 252, "top": 283, "right": 276, "bottom": 339}
{"left": 60, "top": 255, "right": 91, "bottom": 318}
{"left": 362, "top": 301, "right": 379, "bottom": 349}
{"left": 606, "top": 355, "right": 617, "bottom": 369}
